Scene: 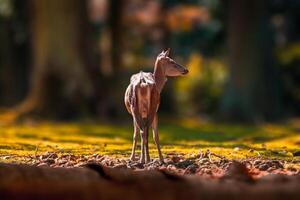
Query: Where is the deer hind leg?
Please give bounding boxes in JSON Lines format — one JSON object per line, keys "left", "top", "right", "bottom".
{"left": 130, "top": 120, "right": 139, "bottom": 161}
{"left": 140, "top": 126, "right": 150, "bottom": 164}
{"left": 140, "top": 129, "right": 145, "bottom": 164}
{"left": 152, "top": 115, "right": 164, "bottom": 162}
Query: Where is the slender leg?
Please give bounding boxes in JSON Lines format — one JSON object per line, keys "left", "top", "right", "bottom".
{"left": 152, "top": 115, "right": 163, "bottom": 162}
{"left": 130, "top": 121, "right": 139, "bottom": 161}
{"left": 140, "top": 130, "right": 145, "bottom": 164}
{"left": 144, "top": 126, "right": 150, "bottom": 163}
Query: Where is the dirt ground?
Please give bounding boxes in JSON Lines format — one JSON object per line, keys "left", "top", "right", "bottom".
{"left": 1, "top": 120, "right": 300, "bottom": 199}
{"left": 9, "top": 150, "right": 299, "bottom": 180}
{"left": 1, "top": 157, "right": 300, "bottom": 200}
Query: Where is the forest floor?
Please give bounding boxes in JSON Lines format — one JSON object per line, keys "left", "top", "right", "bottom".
{"left": 1, "top": 117, "right": 300, "bottom": 179}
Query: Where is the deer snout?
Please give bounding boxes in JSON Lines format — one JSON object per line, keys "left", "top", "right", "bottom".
{"left": 175, "top": 63, "right": 189, "bottom": 75}
{"left": 182, "top": 68, "right": 189, "bottom": 75}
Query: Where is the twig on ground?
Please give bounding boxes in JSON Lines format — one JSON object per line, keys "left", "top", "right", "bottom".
{"left": 35, "top": 143, "right": 40, "bottom": 156}
{"left": 210, "top": 152, "right": 227, "bottom": 160}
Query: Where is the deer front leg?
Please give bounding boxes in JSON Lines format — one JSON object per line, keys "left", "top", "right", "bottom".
{"left": 144, "top": 126, "right": 150, "bottom": 163}
{"left": 130, "top": 121, "right": 139, "bottom": 161}
{"left": 152, "top": 114, "right": 164, "bottom": 163}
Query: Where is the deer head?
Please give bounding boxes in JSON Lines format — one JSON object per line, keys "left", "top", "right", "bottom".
{"left": 155, "top": 48, "right": 189, "bottom": 77}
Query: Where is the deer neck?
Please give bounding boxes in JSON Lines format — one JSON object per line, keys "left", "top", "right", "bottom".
{"left": 153, "top": 61, "right": 167, "bottom": 93}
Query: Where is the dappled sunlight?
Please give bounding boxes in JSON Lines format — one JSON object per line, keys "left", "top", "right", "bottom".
{"left": 1, "top": 119, "right": 300, "bottom": 163}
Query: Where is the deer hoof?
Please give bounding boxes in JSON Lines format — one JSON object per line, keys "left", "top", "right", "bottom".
{"left": 139, "top": 158, "right": 145, "bottom": 164}
{"left": 159, "top": 157, "right": 164, "bottom": 164}
{"left": 145, "top": 157, "right": 151, "bottom": 164}
{"left": 130, "top": 155, "right": 136, "bottom": 161}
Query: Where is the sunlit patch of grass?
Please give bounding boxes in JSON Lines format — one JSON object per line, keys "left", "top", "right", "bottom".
{"left": 0, "top": 119, "right": 300, "bottom": 164}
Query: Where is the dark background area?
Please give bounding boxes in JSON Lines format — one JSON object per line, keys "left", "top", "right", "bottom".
{"left": 1, "top": 0, "right": 300, "bottom": 123}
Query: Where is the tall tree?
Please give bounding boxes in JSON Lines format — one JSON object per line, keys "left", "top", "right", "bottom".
{"left": 16, "top": 0, "right": 99, "bottom": 118}
{"left": 221, "top": 0, "right": 281, "bottom": 122}
{"left": 108, "top": 0, "right": 124, "bottom": 75}
{"left": 0, "top": 0, "right": 30, "bottom": 106}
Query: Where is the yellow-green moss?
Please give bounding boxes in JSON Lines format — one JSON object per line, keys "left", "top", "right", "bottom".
{"left": 1, "top": 119, "right": 300, "bottom": 165}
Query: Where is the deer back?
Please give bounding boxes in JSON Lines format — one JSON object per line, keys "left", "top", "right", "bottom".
{"left": 125, "top": 72, "right": 160, "bottom": 130}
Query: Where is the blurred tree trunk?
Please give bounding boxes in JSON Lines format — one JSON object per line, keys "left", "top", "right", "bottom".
{"left": 0, "top": 17, "right": 15, "bottom": 105}
{"left": 0, "top": 0, "right": 29, "bottom": 106}
{"left": 96, "top": 0, "right": 124, "bottom": 118}
{"left": 17, "top": 0, "right": 99, "bottom": 119}
{"left": 108, "top": 0, "right": 123, "bottom": 75}
{"left": 158, "top": 2, "right": 175, "bottom": 114}
{"left": 221, "top": 0, "right": 281, "bottom": 122}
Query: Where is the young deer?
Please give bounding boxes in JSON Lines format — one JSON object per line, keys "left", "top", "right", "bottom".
{"left": 124, "top": 49, "right": 188, "bottom": 163}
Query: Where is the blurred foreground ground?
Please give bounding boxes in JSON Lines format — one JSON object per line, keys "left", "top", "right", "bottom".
{"left": 1, "top": 118, "right": 300, "bottom": 178}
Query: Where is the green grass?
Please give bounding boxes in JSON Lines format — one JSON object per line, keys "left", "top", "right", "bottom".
{"left": 1, "top": 118, "right": 300, "bottom": 165}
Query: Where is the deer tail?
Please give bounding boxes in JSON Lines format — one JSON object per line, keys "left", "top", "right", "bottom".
{"left": 139, "top": 71, "right": 144, "bottom": 84}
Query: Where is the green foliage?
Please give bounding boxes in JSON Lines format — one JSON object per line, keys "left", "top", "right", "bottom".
{"left": 175, "top": 53, "right": 227, "bottom": 115}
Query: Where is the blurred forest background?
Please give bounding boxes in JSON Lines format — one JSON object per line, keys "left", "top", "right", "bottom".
{"left": 1, "top": 0, "right": 300, "bottom": 123}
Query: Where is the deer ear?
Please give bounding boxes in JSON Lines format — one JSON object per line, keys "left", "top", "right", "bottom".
{"left": 164, "top": 48, "right": 170, "bottom": 56}
{"left": 158, "top": 50, "right": 165, "bottom": 58}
